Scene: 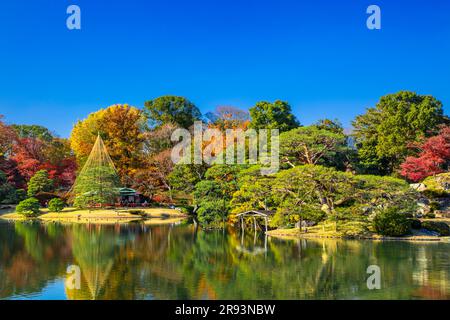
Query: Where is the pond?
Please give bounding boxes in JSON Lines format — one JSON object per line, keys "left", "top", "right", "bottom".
{"left": 0, "top": 221, "right": 449, "bottom": 300}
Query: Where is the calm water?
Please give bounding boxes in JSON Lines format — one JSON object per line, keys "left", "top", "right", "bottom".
{"left": 0, "top": 221, "right": 449, "bottom": 300}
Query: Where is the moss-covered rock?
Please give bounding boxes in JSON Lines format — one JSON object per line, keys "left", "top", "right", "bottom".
{"left": 421, "top": 221, "right": 450, "bottom": 236}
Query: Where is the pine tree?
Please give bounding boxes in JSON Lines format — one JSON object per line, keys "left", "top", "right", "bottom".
{"left": 71, "top": 135, "right": 121, "bottom": 208}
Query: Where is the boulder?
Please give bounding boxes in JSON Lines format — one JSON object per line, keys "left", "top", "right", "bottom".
{"left": 410, "top": 183, "right": 427, "bottom": 192}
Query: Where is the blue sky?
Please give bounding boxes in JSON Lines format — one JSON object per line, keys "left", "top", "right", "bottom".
{"left": 0, "top": 0, "right": 449, "bottom": 137}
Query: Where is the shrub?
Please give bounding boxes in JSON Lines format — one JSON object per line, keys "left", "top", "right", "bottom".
{"left": 339, "top": 221, "right": 369, "bottom": 238}
{"left": 27, "top": 170, "right": 54, "bottom": 197}
{"left": 429, "top": 201, "right": 440, "bottom": 212}
{"left": 196, "top": 200, "right": 227, "bottom": 227}
{"left": 421, "top": 221, "right": 450, "bottom": 236}
{"left": 423, "top": 213, "right": 436, "bottom": 219}
{"left": 48, "top": 198, "right": 65, "bottom": 212}
{"left": 372, "top": 208, "right": 411, "bottom": 236}
{"left": 0, "top": 172, "right": 19, "bottom": 204}
{"left": 409, "top": 218, "right": 422, "bottom": 229}
{"left": 16, "top": 198, "right": 40, "bottom": 217}
{"left": 15, "top": 189, "right": 27, "bottom": 202}
{"left": 127, "top": 209, "right": 146, "bottom": 216}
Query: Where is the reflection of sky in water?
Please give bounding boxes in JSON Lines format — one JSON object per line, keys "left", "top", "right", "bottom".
{"left": 7, "top": 278, "right": 66, "bottom": 300}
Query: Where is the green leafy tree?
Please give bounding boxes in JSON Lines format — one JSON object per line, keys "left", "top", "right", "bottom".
{"left": 314, "top": 118, "right": 345, "bottom": 134}
{"left": 193, "top": 165, "right": 242, "bottom": 227}
{"left": 71, "top": 135, "right": 121, "bottom": 208}
{"left": 73, "top": 166, "right": 121, "bottom": 208}
{"left": 0, "top": 115, "right": 17, "bottom": 157}
{"left": 16, "top": 198, "right": 40, "bottom": 217}
{"left": 352, "top": 91, "right": 449, "bottom": 174}
{"left": 0, "top": 171, "right": 17, "bottom": 203}
{"left": 27, "top": 170, "right": 54, "bottom": 197}
{"left": 48, "top": 198, "right": 65, "bottom": 212}
{"left": 11, "top": 124, "right": 54, "bottom": 142}
{"left": 249, "top": 100, "right": 299, "bottom": 132}
{"left": 352, "top": 175, "right": 418, "bottom": 215}
{"left": 231, "top": 166, "right": 275, "bottom": 213}
{"left": 193, "top": 181, "right": 226, "bottom": 226}
{"left": 272, "top": 165, "right": 355, "bottom": 230}
{"left": 279, "top": 126, "right": 348, "bottom": 168}
{"left": 168, "top": 164, "right": 207, "bottom": 194}
{"left": 144, "top": 96, "right": 202, "bottom": 128}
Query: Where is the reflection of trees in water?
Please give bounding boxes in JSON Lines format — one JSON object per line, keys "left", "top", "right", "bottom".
{"left": 139, "top": 228, "right": 450, "bottom": 299}
{"left": 1, "top": 222, "right": 449, "bottom": 300}
{"left": 0, "top": 222, "right": 70, "bottom": 298}
{"left": 66, "top": 224, "right": 118, "bottom": 300}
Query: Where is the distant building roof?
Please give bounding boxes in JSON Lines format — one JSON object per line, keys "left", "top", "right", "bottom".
{"left": 119, "top": 188, "right": 137, "bottom": 196}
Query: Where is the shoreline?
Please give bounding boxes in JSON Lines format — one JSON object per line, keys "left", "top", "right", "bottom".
{"left": 266, "top": 228, "right": 450, "bottom": 242}
{"left": 0, "top": 207, "right": 189, "bottom": 225}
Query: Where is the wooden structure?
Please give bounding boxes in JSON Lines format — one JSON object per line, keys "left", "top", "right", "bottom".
{"left": 235, "top": 210, "right": 274, "bottom": 233}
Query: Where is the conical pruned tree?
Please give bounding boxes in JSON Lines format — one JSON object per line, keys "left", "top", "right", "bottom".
{"left": 71, "top": 135, "right": 121, "bottom": 208}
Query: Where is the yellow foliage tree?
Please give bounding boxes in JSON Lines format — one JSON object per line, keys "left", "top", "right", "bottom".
{"left": 70, "top": 104, "right": 147, "bottom": 183}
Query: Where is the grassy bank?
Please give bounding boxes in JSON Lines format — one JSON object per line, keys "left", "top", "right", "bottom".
{"left": 266, "top": 220, "right": 450, "bottom": 242}
{"left": 0, "top": 206, "right": 188, "bottom": 225}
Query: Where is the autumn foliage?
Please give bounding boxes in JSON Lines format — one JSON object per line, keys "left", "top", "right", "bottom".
{"left": 400, "top": 126, "right": 450, "bottom": 182}
{"left": 0, "top": 117, "right": 77, "bottom": 190}
{"left": 70, "top": 104, "right": 146, "bottom": 182}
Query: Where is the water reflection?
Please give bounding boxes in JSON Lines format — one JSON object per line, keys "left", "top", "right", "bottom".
{"left": 0, "top": 221, "right": 449, "bottom": 300}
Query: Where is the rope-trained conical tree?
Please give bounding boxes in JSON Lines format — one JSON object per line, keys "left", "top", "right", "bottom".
{"left": 71, "top": 135, "right": 121, "bottom": 208}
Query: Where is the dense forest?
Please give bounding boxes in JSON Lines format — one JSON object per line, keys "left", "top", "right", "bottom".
{"left": 1, "top": 91, "right": 449, "bottom": 235}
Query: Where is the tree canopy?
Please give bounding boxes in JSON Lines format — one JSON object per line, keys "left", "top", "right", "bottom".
{"left": 401, "top": 125, "right": 450, "bottom": 182}
{"left": 279, "top": 126, "right": 348, "bottom": 167}
{"left": 0, "top": 115, "right": 17, "bottom": 157}
{"left": 27, "top": 170, "right": 54, "bottom": 197}
{"left": 70, "top": 104, "right": 146, "bottom": 181}
{"left": 249, "top": 100, "right": 299, "bottom": 132}
{"left": 352, "top": 91, "right": 448, "bottom": 174}
{"left": 11, "top": 124, "right": 54, "bottom": 142}
{"left": 144, "top": 96, "right": 202, "bottom": 129}
{"left": 71, "top": 135, "right": 121, "bottom": 208}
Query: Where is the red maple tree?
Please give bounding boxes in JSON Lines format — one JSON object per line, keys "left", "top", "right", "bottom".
{"left": 400, "top": 126, "right": 450, "bottom": 182}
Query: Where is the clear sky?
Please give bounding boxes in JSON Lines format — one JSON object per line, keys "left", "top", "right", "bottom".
{"left": 0, "top": 0, "right": 449, "bottom": 137}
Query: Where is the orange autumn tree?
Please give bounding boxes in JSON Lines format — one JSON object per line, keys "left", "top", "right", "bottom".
{"left": 206, "top": 106, "right": 250, "bottom": 131}
{"left": 70, "top": 105, "right": 147, "bottom": 184}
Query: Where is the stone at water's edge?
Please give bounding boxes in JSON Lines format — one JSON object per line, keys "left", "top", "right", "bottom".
{"left": 410, "top": 183, "right": 427, "bottom": 192}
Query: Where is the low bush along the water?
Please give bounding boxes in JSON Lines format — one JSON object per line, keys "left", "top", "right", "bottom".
{"left": 372, "top": 207, "right": 411, "bottom": 236}
{"left": 421, "top": 221, "right": 450, "bottom": 236}
{"left": 409, "top": 218, "right": 422, "bottom": 229}
{"left": 48, "top": 198, "right": 65, "bottom": 212}
{"left": 16, "top": 198, "right": 41, "bottom": 217}
{"left": 127, "top": 209, "right": 146, "bottom": 216}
